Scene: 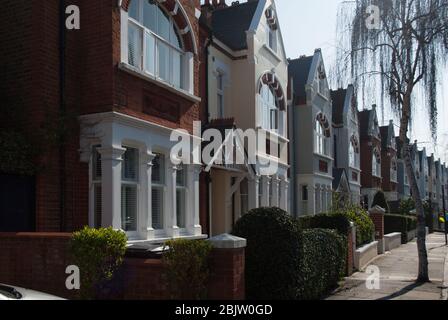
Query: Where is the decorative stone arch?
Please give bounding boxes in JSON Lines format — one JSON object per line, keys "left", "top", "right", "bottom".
{"left": 316, "top": 112, "right": 331, "bottom": 138}
{"left": 350, "top": 135, "right": 360, "bottom": 153}
{"left": 120, "top": 0, "right": 198, "bottom": 55}
{"left": 259, "top": 72, "right": 286, "bottom": 111}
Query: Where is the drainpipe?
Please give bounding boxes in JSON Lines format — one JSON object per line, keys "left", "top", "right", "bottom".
{"left": 59, "top": 0, "right": 67, "bottom": 231}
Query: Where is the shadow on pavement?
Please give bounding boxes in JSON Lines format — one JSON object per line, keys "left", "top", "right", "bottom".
{"left": 376, "top": 281, "right": 426, "bottom": 300}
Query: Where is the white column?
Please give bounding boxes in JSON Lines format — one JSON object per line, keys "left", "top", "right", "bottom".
{"left": 261, "top": 176, "right": 271, "bottom": 207}
{"left": 187, "top": 164, "right": 203, "bottom": 236}
{"left": 142, "top": 150, "right": 156, "bottom": 240}
{"left": 98, "top": 146, "right": 126, "bottom": 230}
{"left": 248, "top": 175, "right": 260, "bottom": 210}
{"left": 167, "top": 165, "right": 180, "bottom": 238}
{"left": 272, "top": 176, "right": 280, "bottom": 207}
{"left": 280, "top": 178, "right": 289, "bottom": 212}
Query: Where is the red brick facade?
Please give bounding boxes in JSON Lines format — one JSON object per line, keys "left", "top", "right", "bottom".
{"left": 0, "top": 0, "right": 205, "bottom": 232}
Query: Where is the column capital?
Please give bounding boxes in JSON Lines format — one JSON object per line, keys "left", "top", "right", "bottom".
{"left": 141, "top": 150, "right": 157, "bottom": 166}
{"left": 98, "top": 146, "right": 126, "bottom": 161}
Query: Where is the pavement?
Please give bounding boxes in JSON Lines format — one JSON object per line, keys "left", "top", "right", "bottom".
{"left": 326, "top": 232, "right": 448, "bottom": 300}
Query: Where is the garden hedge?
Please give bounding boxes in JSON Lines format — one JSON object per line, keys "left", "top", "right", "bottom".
{"left": 232, "top": 207, "right": 302, "bottom": 300}
{"left": 298, "top": 229, "right": 347, "bottom": 300}
{"left": 297, "top": 213, "right": 351, "bottom": 236}
{"left": 384, "top": 214, "right": 417, "bottom": 243}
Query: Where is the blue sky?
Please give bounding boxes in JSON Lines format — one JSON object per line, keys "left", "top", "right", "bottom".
{"left": 221, "top": 0, "right": 448, "bottom": 163}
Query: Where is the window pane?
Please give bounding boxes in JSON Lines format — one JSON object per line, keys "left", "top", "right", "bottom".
{"left": 152, "top": 154, "right": 164, "bottom": 184}
{"left": 176, "top": 189, "right": 186, "bottom": 228}
{"left": 142, "top": 1, "right": 157, "bottom": 32}
{"left": 92, "top": 145, "right": 102, "bottom": 180}
{"left": 128, "top": 23, "right": 142, "bottom": 68}
{"left": 144, "top": 33, "right": 155, "bottom": 75}
{"left": 172, "top": 50, "right": 182, "bottom": 88}
{"left": 121, "top": 185, "right": 137, "bottom": 231}
{"left": 94, "top": 184, "right": 102, "bottom": 228}
{"left": 170, "top": 25, "right": 182, "bottom": 48}
{"left": 123, "top": 147, "right": 139, "bottom": 181}
{"left": 129, "top": 0, "right": 139, "bottom": 20}
{"left": 157, "top": 42, "right": 169, "bottom": 81}
{"left": 156, "top": 7, "right": 170, "bottom": 41}
{"left": 152, "top": 188, "right": 163, "bottom": 229}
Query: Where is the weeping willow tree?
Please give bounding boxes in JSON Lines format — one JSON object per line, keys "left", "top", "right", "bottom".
{"left": 336, "top": 0, "right": 448, "bottom": 282}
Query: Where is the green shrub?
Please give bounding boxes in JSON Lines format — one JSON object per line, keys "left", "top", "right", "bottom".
{"left": 384, "top": 214, "right": 417, "bottom": 243}
{"left": 232, "top": 207, "right": 302, "bottom": 300}
{"left": 372, "top": 191, "right": 390, "bottom": 213}
{"left": 162, "top": 239, "right": 213, "bottom": 300}
{"left": 326, "top": 205, "right": 374, "bottom": 248}
{"left": 70, "top": 227, "right": 127, "bottom": 299}
{"left": 297, "top": 213, "right": 351, "bottom": 236}
{"left": 298, "top": 229, "right": 347, "bottom": 300}
{"left": 398, "top": 198, "right": 416, "bottom": 215}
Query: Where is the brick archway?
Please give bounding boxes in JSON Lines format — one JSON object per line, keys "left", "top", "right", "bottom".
{"left": 120, "top": 0, "right": 197, "bottom": 54}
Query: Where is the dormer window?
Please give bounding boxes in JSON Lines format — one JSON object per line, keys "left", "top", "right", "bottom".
{"left": 265, "top": 8, "right": 278, "bottom": 52}
{"left": 127, "top": 0, "right": 185, "bottom": 89}
{"left": 317, "top": 65, "right": 327, "bottom": 96}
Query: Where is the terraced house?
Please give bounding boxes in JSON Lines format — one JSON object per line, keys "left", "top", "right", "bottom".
{"left": 331, "top": 85, "right": 361, "bottom": 205}
{"left": 289, "top": 49, "right": 333, "bottom": 216}
{"left": 200, "top": 0, "right": 290, "bottom": 234}
{"left": 358, "top": 105, "right": 382, "bottom": 209}
{"left": 0, "top": 0, "right": 209, "bottom": 243}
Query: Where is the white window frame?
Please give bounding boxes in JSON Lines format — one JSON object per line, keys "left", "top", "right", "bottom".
{"left": 260, "top": 84, "right": 279, "bottom": 133}
{"left": 151, "top": 153, "right": 166, "bottom": 232}
{"left": 176, "top": 165, "right": 187, "bottom": 229}
{"left": 217, "top": 72, "right": 225, "bottom": 119}
{"left": 121, "top": 146, "right": 140, "bottom": 236}
{"left": 391, "top": 158, "right": 398, "bottom": 182}
{"left": 372, "top": 150, "right": 381, "bottom": 177}
{"left": 315, "top": 120, "right": 328, "bottom": 156}
{"left": 127, "top": 0, "right": 185, "bottom": 90}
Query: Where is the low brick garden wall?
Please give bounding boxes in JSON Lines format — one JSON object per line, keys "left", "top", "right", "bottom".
{"left": 0, "top": 233, "right": 245, "bottom": 300}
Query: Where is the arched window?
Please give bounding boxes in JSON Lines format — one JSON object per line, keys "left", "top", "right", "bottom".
{"left": 391, "top": 157, "right": 398, "bottom": 182}
{"left": 372, "top": 149, "right": 381, "bottom": 177}
{"left": 349, "top": 136, "right": 359, "bottom": 168}
{"left": 315, "top": 119, "right": 329, "bottom": 156}
{"left": 128, "top": 0, "right": 184, "bottom": 88}
{"left": 260, "top": 84, "right": 279, "bottom": 131}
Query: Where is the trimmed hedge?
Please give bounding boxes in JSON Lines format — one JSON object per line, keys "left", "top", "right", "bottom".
{"left": 384, "top": 214, "right": 417, "bottom": 243}
{"left": 232, "top": 207, "right": 302, "bottom": 300}
{"left": 162, "top": 239, "right": 213, "bottom": 300}
{"left": 298, "top": 229, "right": 347, "bottom": 300}
{"left": 297, "top": 213, "right": 351, "bottom": 235}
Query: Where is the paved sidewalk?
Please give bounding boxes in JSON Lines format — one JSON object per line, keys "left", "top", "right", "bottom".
{"left": 327, "top": 233, "right": 448, "bottom": 300}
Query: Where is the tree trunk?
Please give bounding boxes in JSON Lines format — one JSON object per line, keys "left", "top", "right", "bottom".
{"left": 399, "top": 95, "right": 429, "bottom": 283}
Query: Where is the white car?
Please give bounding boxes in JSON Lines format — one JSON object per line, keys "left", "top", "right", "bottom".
{"left": 0, "top": 284, "right": 65, "bottom": 300}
